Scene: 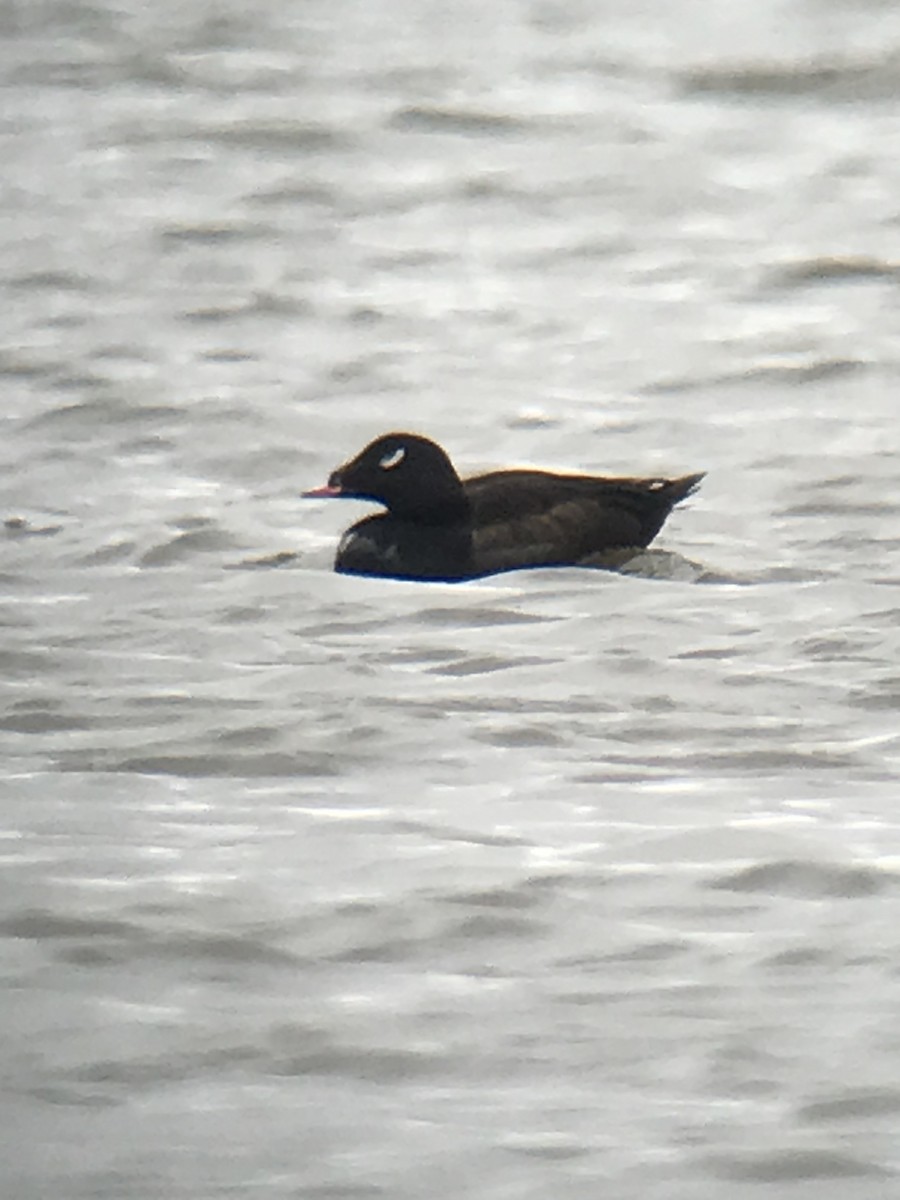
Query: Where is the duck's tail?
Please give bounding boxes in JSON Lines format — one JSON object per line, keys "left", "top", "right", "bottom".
{"left": 666, "top": 472, "right": 705, "bottom": 504}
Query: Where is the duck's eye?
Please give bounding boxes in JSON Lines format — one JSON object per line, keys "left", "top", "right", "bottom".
{"left": 379, "top": 446, "right": 406, "bottom": 471}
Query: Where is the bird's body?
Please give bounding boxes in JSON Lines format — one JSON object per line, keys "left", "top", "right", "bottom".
{"left": 304, "top": 433, "right": 703, "bottom": 583}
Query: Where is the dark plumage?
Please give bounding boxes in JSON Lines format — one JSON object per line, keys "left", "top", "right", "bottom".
{"left": 303, "top": 432, "right": 703, "bottom": 582}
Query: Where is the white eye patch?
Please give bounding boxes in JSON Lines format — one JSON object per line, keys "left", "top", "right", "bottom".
{"left": 379, "top": 446, "right": 406, "bottom": 471}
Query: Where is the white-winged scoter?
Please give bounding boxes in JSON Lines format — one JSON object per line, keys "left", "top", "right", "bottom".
{"left": 303, "top": 432, "right": 703, "bottom": 582}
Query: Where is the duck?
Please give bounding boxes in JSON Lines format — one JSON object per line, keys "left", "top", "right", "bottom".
{"left": 303, "top": 432, "right": 703, "bottom": 582}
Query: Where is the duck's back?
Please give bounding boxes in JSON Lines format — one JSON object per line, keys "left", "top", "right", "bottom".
{"left": 463, "top": 469, "right": 704, "bottom": 574}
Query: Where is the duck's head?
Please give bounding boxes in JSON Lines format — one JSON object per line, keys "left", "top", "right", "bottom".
{"left": 303, "top": 432, "right": 468, "bottom": 521}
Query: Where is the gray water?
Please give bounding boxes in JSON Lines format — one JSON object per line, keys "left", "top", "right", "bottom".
{"left": 3, "top": 1, "right": 900, "bottom": 1196}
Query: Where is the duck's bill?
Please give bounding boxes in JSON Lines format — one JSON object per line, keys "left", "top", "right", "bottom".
{"left": 302, "top": 483, "right": 343, "bottom": 498}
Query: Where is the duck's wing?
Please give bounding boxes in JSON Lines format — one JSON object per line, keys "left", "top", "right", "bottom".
{"left": 464, "top": 470, "right": 703, "bottom": 573}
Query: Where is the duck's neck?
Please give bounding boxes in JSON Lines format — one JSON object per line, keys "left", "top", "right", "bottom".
{"left": 394, "top": 489, "right": 471, "bottom": 526}
{"left": 385, "top": 469, "right": 471, "bottom": 524}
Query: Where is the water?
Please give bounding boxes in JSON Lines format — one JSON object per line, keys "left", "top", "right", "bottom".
{"left": 2, "top": 1, "right": 900, "bottom": 1196}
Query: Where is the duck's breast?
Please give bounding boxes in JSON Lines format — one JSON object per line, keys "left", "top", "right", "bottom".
{"left": 335, "top": 514, "right": 473, "bottom": 581}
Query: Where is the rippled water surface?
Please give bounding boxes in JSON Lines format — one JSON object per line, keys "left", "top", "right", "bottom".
{"left": 3, "top": 1, "right": 900, "bottom": 1196}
